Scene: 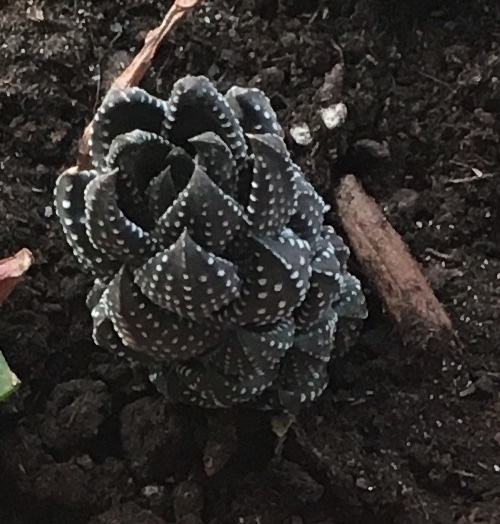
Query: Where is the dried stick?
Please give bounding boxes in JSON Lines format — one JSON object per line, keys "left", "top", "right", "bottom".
{"left": 77, "top": 0, "right": 203, "bottom": 170}
{"left": 336, "top": 175, "right": 453, "bottom": 346}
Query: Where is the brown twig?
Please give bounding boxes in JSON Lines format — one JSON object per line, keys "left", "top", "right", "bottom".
{"left": 336, "top": 175, "right": 453, "bottom": 347}
{"left": 77, "top": 0, "right": 203, "bottom": 170}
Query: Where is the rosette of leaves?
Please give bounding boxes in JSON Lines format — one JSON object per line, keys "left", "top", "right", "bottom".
{"left": 55, "top": 76, "right": 367, "bottom": 411}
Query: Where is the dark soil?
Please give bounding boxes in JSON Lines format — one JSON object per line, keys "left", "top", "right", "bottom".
{"left": 1, "top": 0, "right": 500, "bottom": 522}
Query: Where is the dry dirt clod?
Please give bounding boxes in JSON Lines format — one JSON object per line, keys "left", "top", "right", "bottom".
{"left": 270, "top": 458, "right": 324, "bottom": 503}
{"left": 173, "top": 480, "right": 204, "bottom": 521}
{"left": 38, "top": 379, "right": 112, "bottom": 454}
{"left": 88, "top": 501, "right": 167, "bottom": 524}
{"left": 120, "top": 398, "right": 192, "bottom": 483}
{"left": 203, "top": 414, "right": 237, "bottom": 477}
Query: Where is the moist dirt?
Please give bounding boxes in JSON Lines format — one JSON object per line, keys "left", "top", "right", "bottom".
{"left": 1, "top": 1, "right": 499, "bottom": 523}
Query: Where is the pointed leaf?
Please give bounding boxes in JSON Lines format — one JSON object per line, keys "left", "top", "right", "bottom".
{"left": 189, "top": 131, "right": 237, "bottom": 196}
{"left": 320, "top": 225, "right": 350, "bottom": 271}
{"left": 172, "top": 358, "right": 280, "bottom": 408}
{"left": 84, "top": 172, "right": 157, "bottom": 264}
{"left": 156, "top": 165, "right": 248, "bottom": 255}
{"left": 164, "top": 146, "right": 196, "bottom": 192}
{"left": 333, "top": 273, "right": 368, "bottom": 319}
{"left": 288, "top": 171, "right": 326, "bottom": 242}
{"left": 225, "top": 86, "right": 284, "bottom": 137}
{"left": 246, "top": 134, "right": 297, "bottom": 235}
{"left": 86, "top": 279, "right": 108, "bottom": 310}
{"left": 90, "top": 288, "right": 128, "bottom": 356}
{"left": 90, "top": 87, "right": 168, "bottom": 169}
{"left": 277, "top": 350, "right": 330, "bottom": 409}
{"left": 106, "top": 130, "right": 172, "bottom": 229}
{"left": 209, "top": 317, "right": 294, "bottom": 378}
{"left": 163, "top": 75, "right": 247, "bottom": 167}
{"left": 295, "top": 238, "right": 342, "bottom": 329}
{"left": 54, "top": 169, "right": 118, "bottom": 277}
{"left": 104, "top": 267, "right": 220, "bottom": 361}
{"left": 224, "top": 230, "right": 311, "bottom": 325}
{"left": 145, "top": 167, "right": 178, "bottom": 221}
{"left": 134, "top": 230, "right": 242, "bottom": 321}
{"left": 294, "top": 307, "right": 338, "bottom": 362}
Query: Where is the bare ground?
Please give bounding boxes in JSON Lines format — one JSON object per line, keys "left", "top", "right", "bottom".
{"left": 1, "top": 1, "right": 500, "bottom": 522}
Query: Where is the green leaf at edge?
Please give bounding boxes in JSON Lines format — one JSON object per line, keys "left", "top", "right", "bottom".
{"left": 0, "top": 350, "right": 20, "bottom": 401}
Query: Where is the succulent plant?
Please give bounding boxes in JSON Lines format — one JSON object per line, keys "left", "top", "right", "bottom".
{"left": 55, "top": 75, "right": 366, "bottom": 411}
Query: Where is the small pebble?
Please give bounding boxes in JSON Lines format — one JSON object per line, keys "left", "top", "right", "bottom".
{"left": 319, "top": 102, "right": 347, "bottom": 129}
{"left": 290, "top": 123, "right": 313, "bottom": 145}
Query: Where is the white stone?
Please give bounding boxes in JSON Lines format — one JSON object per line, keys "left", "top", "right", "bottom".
{"left": 319, "top": 102, "right": 348, "bottom": 130}
{"left": 290, "top": 123, "right": 313, "bottom": 145}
